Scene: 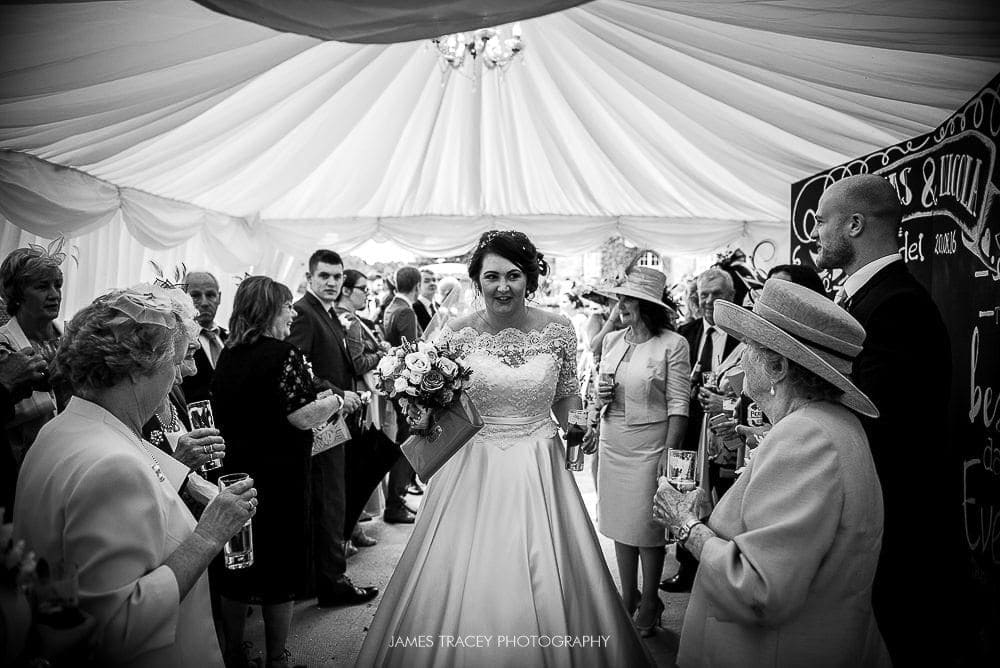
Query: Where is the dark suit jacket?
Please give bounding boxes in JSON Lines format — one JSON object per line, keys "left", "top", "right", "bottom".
{"left": 847, "top": 261, "right": 958, "bottom": 635}
{"left": 181, "top": 327, "right": 228, "bottom": 404}
{"left": 287, "top": 292, "right": 355, "bottom": 394}
{"left": 412, "top": 299, "right": 435, "bottom": 331}
{"left": 382, "top": 296, "right": 419, "bottom": 347}
{"left": 678, "top": 317, "right": 739, "bottom": 451}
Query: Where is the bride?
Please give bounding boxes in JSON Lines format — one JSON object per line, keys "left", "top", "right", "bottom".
{"left": 356, "top": 231, "right": 653, "bottom": 666}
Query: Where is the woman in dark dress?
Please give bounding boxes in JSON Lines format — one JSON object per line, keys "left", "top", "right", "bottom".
{"left": 211, "top": 276, "right": 342, "bottom": 668}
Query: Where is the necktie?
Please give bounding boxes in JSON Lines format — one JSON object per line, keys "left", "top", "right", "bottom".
{"left": 698, "top": 326, "right": 716, "bottom": 372}
{"left": 834, "top": 288, "right": 851, "bottom": 310}
{"left": 202, "top": 329, "right": 222, "bottom": 368}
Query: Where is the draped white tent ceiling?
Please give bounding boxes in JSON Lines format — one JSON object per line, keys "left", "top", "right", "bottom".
{"left": 1, "top": 0, "right": 999, "bottom": 312}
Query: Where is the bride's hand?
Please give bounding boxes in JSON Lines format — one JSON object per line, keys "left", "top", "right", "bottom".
{"left": 582, "top": 426, "right": 598, "bottom": 455}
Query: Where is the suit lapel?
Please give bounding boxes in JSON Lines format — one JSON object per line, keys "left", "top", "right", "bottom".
{"left": 304, "top": 292, "right": 349, "bottom": 359}
{"left": 681, "top": 319, "right": 704, "bottom": 366}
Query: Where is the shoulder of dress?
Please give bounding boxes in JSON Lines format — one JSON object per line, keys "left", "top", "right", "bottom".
{"left": 525, "top": 311, "right": 574, "bottom": 337}
{"left": 447, "top": 313, "right": 480, "bottom": 332}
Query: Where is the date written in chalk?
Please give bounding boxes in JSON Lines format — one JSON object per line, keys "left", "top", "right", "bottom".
{"left": 388, "top": 634, "right": 612, "bottom": 648}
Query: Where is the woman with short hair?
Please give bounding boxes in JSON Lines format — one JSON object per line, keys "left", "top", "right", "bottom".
{"left": 0, "top": 244, "right": 66, "bottom": 462}
{"left": 14, "top": 284, "right": 257, "bottom": 666}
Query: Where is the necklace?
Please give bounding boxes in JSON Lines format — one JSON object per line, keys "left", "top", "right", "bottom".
{"left": 126, "top": 426, "right": 167, "bottom": 483}
{"left": 156, "top": 402, "right": 180, "bottom": 432}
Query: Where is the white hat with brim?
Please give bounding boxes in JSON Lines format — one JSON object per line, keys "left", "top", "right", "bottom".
{"left": 603, "top": 266, "right": 674, "bottom": 312}
{"left": 713, "top": 278, "right": 879, "bottom": 418}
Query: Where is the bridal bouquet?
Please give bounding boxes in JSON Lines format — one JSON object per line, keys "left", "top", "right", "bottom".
{"left": 374, "top": 338, "right": 473, "bottom": 435}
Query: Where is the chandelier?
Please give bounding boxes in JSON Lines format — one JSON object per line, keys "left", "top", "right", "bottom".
{"left": 432, "top": 23, "right": 525, "bottom": 73}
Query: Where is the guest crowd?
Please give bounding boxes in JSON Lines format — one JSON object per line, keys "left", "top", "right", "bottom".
{"left": 0, "top": 175, "right": 965, "bottom": 666}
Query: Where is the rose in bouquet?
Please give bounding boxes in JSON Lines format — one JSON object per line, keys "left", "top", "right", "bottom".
{"left": 374, "top": 338, "right": 473, "bottom": 434}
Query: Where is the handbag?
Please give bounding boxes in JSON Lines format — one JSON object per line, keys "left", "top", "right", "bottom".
{"left": 312, "top": 413, "right": 352, "bottom": 456}
{"left": 400, "top": 393, "right": 484, "bottom": 480}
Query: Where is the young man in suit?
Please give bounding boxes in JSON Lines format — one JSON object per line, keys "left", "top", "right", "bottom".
{"left": 287, "top": 250, "right": 375, "bottom": 608}
{"left": 381, "top": 266, "right": 422, "bottom": 524}
{"left": 812, "top": 174, "right": 959, "bottom": 666}
{"left": 412, "top": 269, "right": 438, "bottom": 331}
{"left": 181, "top": 272, "right": 227, "bottom": 404}
{"left": 662, "top": 267, "right": 739, "bottom": 593}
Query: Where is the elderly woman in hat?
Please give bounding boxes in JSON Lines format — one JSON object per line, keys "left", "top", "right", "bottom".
{"left": 653, "top": 279, "right": 888, "bottom": 666}
{"left": 594, "top": 266, "right": 690, "bottom": 636}
{"left": 14, "top": 285, "right": 257, "bottom": 666}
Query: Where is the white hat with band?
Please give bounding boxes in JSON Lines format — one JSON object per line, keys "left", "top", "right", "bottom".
{"left": 713, "top": 278, "right": 878, "bottom": 418}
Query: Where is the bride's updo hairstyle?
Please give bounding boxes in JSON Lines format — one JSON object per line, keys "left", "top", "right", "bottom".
{"left": 468, "top": 230, "right": 549, "bottom": 300}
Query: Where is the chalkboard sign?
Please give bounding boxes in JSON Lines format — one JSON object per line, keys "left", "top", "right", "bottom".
{"left": 791, "top": 72, "right": 1000, "bottom": 654}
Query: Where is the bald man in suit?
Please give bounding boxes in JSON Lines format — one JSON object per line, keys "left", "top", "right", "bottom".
{"left": 812, "top": 174, "right": 960, "bottom": 666}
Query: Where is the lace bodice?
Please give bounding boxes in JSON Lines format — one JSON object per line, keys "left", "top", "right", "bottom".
{"left": 439, "top": 322, "right": 578, "bottom": 445}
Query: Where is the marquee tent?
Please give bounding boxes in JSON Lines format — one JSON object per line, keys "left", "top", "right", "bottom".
{"left": 1, "top": 0, "right": 999, "bottom": 314}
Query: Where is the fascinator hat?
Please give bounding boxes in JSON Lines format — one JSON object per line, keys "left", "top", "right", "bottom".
{"left": 103, "top": 283, "right": 200, "bottom": 340}
{"left": 603, "top": 267, "right": 674, "bottom": 312}
{"left": 713, "top": 278, "right": 878, "bottom": 418}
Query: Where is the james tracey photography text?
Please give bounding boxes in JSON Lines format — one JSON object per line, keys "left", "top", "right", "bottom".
{"left": 387, "top": 635, "right": 612, "bottom": 649}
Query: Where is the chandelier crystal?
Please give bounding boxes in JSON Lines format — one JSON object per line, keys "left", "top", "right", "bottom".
{"left": 432, "top": 23, "right": 525, "bottom": 73}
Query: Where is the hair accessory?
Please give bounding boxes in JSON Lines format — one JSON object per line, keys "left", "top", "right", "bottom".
{"left": 149, "top": 260, "right": 188, "bottom": 292}
{"left": 103, "top": 283, "right": 180, "bottom": 330}
{"left": 478, "top": 229, "right": 531, "bottom": 252}
{"left": 24, "top": 236, "right": 78, "bottom": 268}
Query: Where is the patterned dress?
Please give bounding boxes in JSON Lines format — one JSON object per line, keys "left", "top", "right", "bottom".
{"left": 357, "top": 322, "right": 653, "bottom": 667}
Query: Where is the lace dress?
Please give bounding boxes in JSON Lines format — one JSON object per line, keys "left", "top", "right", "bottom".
{"left": 211, "top": 337, "right": 317, "bottom": 604}
{"left": 357, "top": 322, "right": 653, "bottom": 667}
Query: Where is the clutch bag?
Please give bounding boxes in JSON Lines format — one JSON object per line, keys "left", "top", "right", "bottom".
{"left": 312, "top": 414, "right": 351, "bottom": 456}
{"left": 400, "top": 393, "right": 483, "bottom": 480}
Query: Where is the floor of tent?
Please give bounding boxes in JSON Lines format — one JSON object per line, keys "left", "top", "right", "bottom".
{"left": 244, "top": 456, "right": 686, "bottom": 667}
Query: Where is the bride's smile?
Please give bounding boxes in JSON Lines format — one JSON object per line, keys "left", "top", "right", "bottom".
{"left": 478, "top": 253, "right": 527, "bottom": 316}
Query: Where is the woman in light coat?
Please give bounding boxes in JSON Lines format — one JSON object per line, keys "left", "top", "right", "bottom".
{"left": 653, "top": 279, "right": 889, "bottom": 667}
{"left": 14, "top": 285, "right": 258, "bottom": 666}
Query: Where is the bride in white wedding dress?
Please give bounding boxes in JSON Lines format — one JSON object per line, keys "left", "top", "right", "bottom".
{"left": 356, "top": 231, "right": 653, "bottom": 667}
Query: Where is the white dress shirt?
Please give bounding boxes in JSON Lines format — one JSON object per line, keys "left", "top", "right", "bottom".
{"left": 842, "top": 253, "right": 902, "bottom": 300}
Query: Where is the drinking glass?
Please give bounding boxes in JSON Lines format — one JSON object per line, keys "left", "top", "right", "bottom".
{"left": 187, "top": 400, "right": 222, "bottom": 473}
{"left": 666, "top": 449, "right": 698, "bottom": 488}
{"left": 217, "top": 473, "right": 254, "bottom": 570}
{"left": 701, "top": 371, "right": 718, "bottom": 390}
{"left": 33, "top": 561, "right": 83, "bottom": 629}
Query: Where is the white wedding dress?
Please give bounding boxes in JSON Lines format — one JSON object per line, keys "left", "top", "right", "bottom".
{"left": 356, "top": 322, "right": 653, "bottom": 667}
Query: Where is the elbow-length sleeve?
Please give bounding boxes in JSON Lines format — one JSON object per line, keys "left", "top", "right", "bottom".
{"left": 696, "top": 414, "right": 843, "bottom": 627}
{"left": 279, "top": 348, "right": 319, "bottom": 416}
{"left": 665, "top": 336, "right": 690, "bottom": 417}
{"left": 554, "top": 322, "right": 580, "bottom": 399}
{"left": 66, "top": 452, "right": 183, "bottom": 663}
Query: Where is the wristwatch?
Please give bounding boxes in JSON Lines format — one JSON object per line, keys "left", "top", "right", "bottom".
{"left": 675, "top": 518, "right": 703, "bottom": 546}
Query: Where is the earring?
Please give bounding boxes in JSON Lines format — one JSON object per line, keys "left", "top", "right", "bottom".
{"left": 769, "top": 382, "right": 776, "bottom": 396}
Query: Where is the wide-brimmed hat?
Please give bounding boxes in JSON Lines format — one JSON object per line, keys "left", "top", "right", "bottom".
{"left": 713, "top": 278, "right": 878, "bottom": 418}
{"left": 603, "top": 267, "right": 672, "bottom": 311}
